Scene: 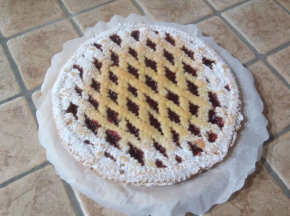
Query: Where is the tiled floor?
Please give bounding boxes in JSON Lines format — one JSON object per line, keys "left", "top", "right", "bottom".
{"left": 0, "top": 0, "right": 289, "bottom": 215}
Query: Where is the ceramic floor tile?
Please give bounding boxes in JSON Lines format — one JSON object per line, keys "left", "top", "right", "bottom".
{"left": 222, "top": 0, "right": 290, "bottom": 54}
{"left": 0, "top": 45, "right": 20, "bottom": 102}
{"left": 207, "top": 0, "right": 245, "bottom": 11}
{"left": 62, "top": 0, "right": 112, "bottom": 14}
{"left": 74, "top": 0, "right": 141, "bottom": 32}
{"left": 263, "top": 131, "right": 290, "bottom": 189}
{"left": 197, "top": 16, "right": 255, "bottom": 64}
{"left": 202, "top": 162, "right": 290, "bottom": 216}
{"left": 0, "top": 0, "right": 65, "bottom": 38}
{"left": 276, "top": 0, "right": 290, "bottom": 11}
{"left": 74, "top": 191, "right": 128, "bottom": 216}
{"left": 0, "top": 166, "right": 76, "bottom": 216}
{"left": 247, "top": 61, "right": 290, "bottom": 135}
{"left": 267, "top": 46, "right": 290, "bottom": 84}
{"left": 0, "top": 97, "right": 46, "bottom": 184}
{"left": 135, "top": 0, "right": 213, "bottom": 24}
{"left": 8, "top": 20, "right": 79, "bottom": 90}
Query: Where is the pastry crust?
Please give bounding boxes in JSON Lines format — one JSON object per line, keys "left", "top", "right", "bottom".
{"left": 51, "top": 22, "right": 243, "bottom": 186}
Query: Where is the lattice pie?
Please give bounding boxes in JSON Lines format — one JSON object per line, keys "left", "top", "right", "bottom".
{"left": 52, "top": 22, "right": 242, "bottom": 186}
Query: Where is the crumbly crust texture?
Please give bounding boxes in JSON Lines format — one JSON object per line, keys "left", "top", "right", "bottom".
{"left": 52, "top": 22, "right": 242, "bottom": 186}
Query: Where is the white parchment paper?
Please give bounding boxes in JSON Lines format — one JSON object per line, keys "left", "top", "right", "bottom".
{"left": 35, "top": 14, "right": 269, "bottom": 216}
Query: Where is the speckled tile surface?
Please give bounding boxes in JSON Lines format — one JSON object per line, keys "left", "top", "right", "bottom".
{"left": 207, "top": 0, "right": 245, "bottom": 11}
{"left": 62, "top": 0, "right": 112, "bottom": 14}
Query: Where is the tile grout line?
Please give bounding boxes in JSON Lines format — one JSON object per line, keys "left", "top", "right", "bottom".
{"left": 131, "top": 0, "right": 146, "bottom": 15}
{"left": 273, "top": 0, "right": 290, "bottom": 15}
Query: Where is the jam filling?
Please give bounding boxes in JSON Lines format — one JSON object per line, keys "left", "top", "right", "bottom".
{"left": 154, "top": 141, "right": 168, "bottom": 157}
{"left": 175, "top": 155, "right": 182, "bottom": 163}
{"left": 127, "top": 64, "right": 139, "bottom": 79}
{"left": 181, "top": 46, "right": 194, "bottom": 60}
{"left": 171, "top": 129, "right": 181, "bottom": 148}
{"left": 93, "top": 43, "right": 102, "bottom": 51}
{"left": 73, "top": 65, "right": 83, "bottom": 80}
{"left": 93, "top": 58, "right": 102, "bottom": 71}
{"left": 165, "top": 33, "right": 175, "bottom": 46}
{"left": 109, "top": 34, "right": 122, "bottom": 46}
{"left": 189, "top": 102, "right": 199, "bottom": 117}
{"left": 128, "top": 143, "right": 144, "bottom": 166}
{"left": 107, "top": 108, "right": 119, "bottom": 125}
{"left": 145, "top": 57, "right": 157, "bottom": 72}
{"left": 127, "top": 99, "right": 139, "bottom": 116}
{"left": 188, "top": 142, "right": 203, "bottom": 156}
{"left": 149, "top": 113, "right": 163, "bottom": 134}
{"left": 66, "top": 102, "right": 78, "bottom": 119}
{"left": 145, "top": 95, "right": 159, "bottom": 113}
{"left": 208, "top": 92, "right": 220, "bottom": 108}
{"left": 131, "top": 30, "right": 140, "bottom": 41}
{"left": 154, "top": 30, "right": 159, "bottom": 34}
{"left": 208, "top": 110, "right": 224, "bottom": 128}
{"left": 168, "top": 108, "right": 180, "bottom": 124}
{"left": 187, "top": 80, "right": 199, "bottom": 96}
{"left": 146, "top": 39, "right": 156, "bottom": 51}
{"left": 203, "top": 57, "right": 215, "bottom": 69}
{"left": 88, "top": 95, "right": 99, "bottom": 109}
{"left": 104, "top": 151, "right": 116, "bottom": 161}
{"left": 85, "top": 115, "right": 101, "bottom": 135}
{"left": 75, "top": 85, "right": 82, "bottom": 96}
{"left": 128, "top": 47, "right": 138, "bottom": 60}
{"left": 109, "top": 71, "right": 118, "bottom": 85}
{"left": 183, "top": 62, "right": 197, "bottom": 77}
{"left": 91, "top": 79, "right": 100, "bottom": 92}
{"left": 225, "top": 85, "right": 230, "bottom": 91}
{"left": 167, "top": 90, "right": 179, "bottom": 105}
{"left": 127, "top": 121, "right": 140, "bottom": 139}
{"left": 110, "top": 51, "right": 119, "bottom": 66}
{"left": 188, "top": 124, "right": 201, "bottom": 136}
{"left": 155, "top": 159, "right": 167, "bottom": 168}
{"left": 128, "top": 84, "right": 138, "bottom": 97}
{"left": 208, "top": 132, "right": 218, "bottom": 143}
{"left": 84, "top": 140, "right": 93, "bottom": 146}
{"left": 108, "top": 90, "right": 118, "bottom": 103}
{"left": 165, "top": 67, "right": 177, "bottom": 84}
{"left": 106, "top": 130, "right": 121, "bottom": 149}
{"left": 163, "top": 50, "right": 174, "bottom": 65}
{"left": 145, "top": 75, "right": 158, "bottom": 93}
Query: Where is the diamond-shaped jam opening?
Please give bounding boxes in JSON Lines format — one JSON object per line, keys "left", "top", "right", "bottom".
{"left": 75, "top": 85, "right": 82, "bottom": 96}
{"left": 203, "top": 57, "right": 215, "bottom": 69}
{"left": 171, "top": 129, "right": 181, "bottom": 148}
{"left": 84, "top": 140, "right": 93, "bottom": 146}
{"left": 131, "top": 30, "right": 140, "bottom": 41}
{"left": 145, "top": 95, "right": 159, "bottom": 113}
{"left": 73, "top": 65, "right": 83, "bottom": 80}
{"left": 85, "top": 115, "right": 101, "bottom": 135}
{"left": 187, "top": 80, "right": 199, "bottom": 96}
{"left": 91, "top": 79, "right": 100, "bottom": 92}
{"left": 109, "top": 34, "right": 122, "bottom": 46}
{"left": 106, "top": 130, "right": 121, "bottom": 149}
{"left": 183, "top": 62, "right": 197, "bottom": 77}
{"left": 110, "top": 51, "right": 119, "bottom": 66}
{"left": 165, "top": 67, "right": 177, "bottom": 84}
{"left": 127, "top": 64, "right": 139, "bottom": 79}
{"left": 208, "top": 92, "right": 220, "bottom": 108}
{"left": 108, "top": 90, "right": 118, "bottom": 103}
{"left": 175, "top": 155, "right": 182, "bottom": 163}
{"left": 181, "top": 46, "right": 194, "bottom": 60}
{"left": 155, "top": 159, "right": 167, "bottom": 168}
{"left": 208, "top": 132, "right": 218, "bottom": 143}
{"left": 127, "top": 99, "right": 139, "bottom": 116}
{"left": 168, "top": 108, "right": 180, "bottom": 124}
{"left": 225, "top": 85, "right": 230, "bottom": 91}
{"left": 109, "top": 71, "right": 118, "bottom": 85}
{"left": 145, "top": 75, "right": 158, "bottom": 93}
{"left": 66, "top": 102, "right": 78, "bottom": 119}
{"left": 165, "top": 33, "right": 175, "bottom": 46}
{"left": 163, "top": 50, "right": 174, "bottom": 65}
{"left": 93, "top": 43, "right": 102, "bottom": 51}
{"left": 188, "top": 124, "right": 201, "bottom": 136}
{"left": 128, "top": 143, "right": 144, "bottom": 166}
{"left": 188, "top": 142, "right": 203, "bottom": 156}
{"left": 154, "top": 141, "right": 168, "bottom": 158}
{"left": 88, "top": 95, "right": 99, "bottom": 109}
{"left": 104, "top": 151, "right": 116, "bottom": 161}
{"left": 128, "top": 47, "right": 138, "bottom": 60}
{"left": 128, "top": 84, "right": 138, "bottom": 97}
{"left": 93, "top": 58, "right": 102, "bottom": 71}
{"left": 146, "top": 39, "right": 156, "bottom": 51}
{"left": 167, "top": 90, "right": 179, "bottom": 105}
{"left": 149, "top": 113, "right": 163, "bottom": 134}
{"left": 107, "top": 108, "right": 119, "bottom": 125}
{"left": 126, "top": 120, "right": 140, "bottom": 140}
{"left": 189, "top": 102, "right": 199, "bottom": 117}
{"left": 208, "top": 109, "right": 224, "bottom": 128}
{"left": 154, "top": 30, "right": 159, "bottom": 34}
{"left": 145, "top": 57, "right": 157, "bottom": 72}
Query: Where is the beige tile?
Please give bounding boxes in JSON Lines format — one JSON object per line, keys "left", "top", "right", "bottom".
{"left": 0, "top": 45, "right": 20, "bottom": 101}
{"left": 74, "top": 191, "right": 128, "bottom": 216}
{"left": 197, "top": 16, "right": 255, "bottom": 64}
{"left": 277, "top": 0, "right": 290, "bottom": 11}
{"left": 31, "top": 90, "right": 42, "bottom": 105}
{"left": 136, "top": 0, "right": 213, "bottom": 24}
{"left": 0, "top": 166, "right": 76, "bottom": 215}
{"left": 263, "top": 132, "right": 290, "bottom": 189}
{"left": 203, "top": 163, "right": 290, "bottom": 216}
{"left": 8, "top": 20, "right": 79, "bottom": 90}
{"left": 247, "top": 61, "right": 290, "bottom": 135}
{"left": 74, "top": 0, "right": 141, "bottom": 32}
{"left": 0, "top": 0, "right": 65, "bottom": 38}
{"left": 207, "top": 0, "right": 245, "bottom": 11}
{"left": 0, "top": 97, "right": 46, "bottom": 184}
{"left": 267, "top": 46, "right": 290, "bottom": 84}
{"left": 222, "top": 0, "right": 290, "bottom": 54}
{"left": 62, "top": 0, "right": 112, "bottom": 14}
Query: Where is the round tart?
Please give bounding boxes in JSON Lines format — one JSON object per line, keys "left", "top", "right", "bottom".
{"left": 52, "top": 22, "right": 242, "bottom": 186}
